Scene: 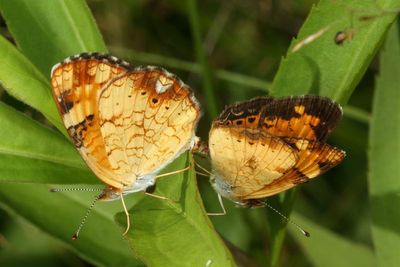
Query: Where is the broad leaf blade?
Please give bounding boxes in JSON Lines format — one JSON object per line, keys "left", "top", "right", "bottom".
{"left": 0, "top": 184, "right": 143, "bottom": 267}
{"left": 271, "top": 0, "right": 400, "bottom": 103}
{"left": 289, "top": 212, "right": 374, "bottom": 267}
{"left": 0, "top": 214, "right": 82, "bottom": 266}
{"left": 115, "top": 155, "right": 236, "bottom": 267}
{"left": 0, "top": 101, "right": 97, "bottom": 184}
{"left": 0, "top": 36, "right": 64, "bottom": 132}
{"left": 0, "top": 0, "right": 107, "bottom": 76}
{"left": 369, "top": 20, "right": 400, "bottom": 267}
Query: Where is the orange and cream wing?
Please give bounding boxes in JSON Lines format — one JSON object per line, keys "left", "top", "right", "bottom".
{"left": 209, "top": 95, "right": 345, "bottom": 204}
{"left": 246, "top": 139, "right": 345, "bottom": 199}
{"left": 51, "top": 53, "right": 201, "bottom": 191}
{"left": 97, "top": 67, "right": 200, "bottom": 188}
{"left": 209, "top": 126, "right": 297, "bottom": 199}
{"left": 51, "top": 53, "right": 132, "bottom": 188}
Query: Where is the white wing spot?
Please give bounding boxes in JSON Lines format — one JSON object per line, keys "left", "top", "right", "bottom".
{"left": 155, "top": 76, "right": 173, "bottom": 93}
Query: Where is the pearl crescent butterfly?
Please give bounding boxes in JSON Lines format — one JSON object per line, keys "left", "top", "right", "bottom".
{"left": 208, "top": 95, "right": 345, "bottom": 207}
{"left": 51, "top": 53, "right": 200, "bottom": 237}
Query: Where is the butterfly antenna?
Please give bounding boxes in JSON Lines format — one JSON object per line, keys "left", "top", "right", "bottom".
{"left": 71, "top": 193, "right": 102, "bottom": 240}
{"left": 262, "top": 200, "right": 310, "bottom": 237}
{"left": 49, "top": 187, "right": 103, "bottom": 193}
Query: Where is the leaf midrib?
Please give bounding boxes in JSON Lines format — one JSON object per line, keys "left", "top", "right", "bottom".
{"left": 58, "top": 0, "right": 87, "bottom": 50}
{"left": 0, "top": 146, "right": 86, "bottom": 169}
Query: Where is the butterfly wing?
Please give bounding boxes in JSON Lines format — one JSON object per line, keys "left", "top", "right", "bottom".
{"left": 98, "top": 67, "right": 201, "bottom": 187}
{"left": 209, "top": 126, "right": 297, "bottom": 199}
{"left": 51, "top": 53, "right": 131, "bottom": 188}
{"left": 216, "top": 95, "right": 342, "bottom": 142}
{"left": 210, "top": 95, "right": 344, "bottom": 201}
{"left": 246, "top": 139, "right": 345, "bottom": 199}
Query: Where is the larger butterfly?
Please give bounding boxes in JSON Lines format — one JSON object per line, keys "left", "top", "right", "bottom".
{"left": 51, "top": 53, "right": 200, "bottom": 237}
{"left": 208, "top": 95, "right": 345, "bottom": 207}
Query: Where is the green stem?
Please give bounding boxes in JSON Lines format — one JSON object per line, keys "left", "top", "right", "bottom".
{"left": 343, "top": 105, "right": 370, "bottom": 124}
{"left": 187, "top": 0, "right": 219, "bottom": 118}
{"left": 110, "top": 46, "right": 273, "bottom": 91}
{"left": 266, "top": 189, "right": 299, "bottom": 267}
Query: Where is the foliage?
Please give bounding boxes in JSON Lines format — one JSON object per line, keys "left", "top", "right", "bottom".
{"left": 0, "top": 0, "right": 399, "bottom": 266}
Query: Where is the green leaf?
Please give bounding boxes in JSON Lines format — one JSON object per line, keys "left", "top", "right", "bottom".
{"left": 289, "top": 212, "right": 374, "bottom": 267}
{"left": 267, "top": 0, "right": 400, "bottom": 266}
{"left": 0, "top": 213, "right": 82, "bottom": 267}
{"left": 0, "top": 0, "right": 107, "bottom": 76}
{"left": 0, "top": 36, "right": 64, "bottom": 133}
{"left": 369, "top": 20, "right": 400, "bottom": 267}
{"left": 0, "top": 184, "right": 143, "bottom": 267}
{"left": 115, "top": 154, "right": 235, "bottom": 267}
{"left": 0, "top": 101, "right": 97, "bottom": 184}
{"left": 271, "top": 0, "right": 400, "bottom": 103}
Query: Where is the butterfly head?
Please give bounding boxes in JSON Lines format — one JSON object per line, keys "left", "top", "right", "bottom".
{"left": 99, "top": 186, "right": 123, "bottom": 201}
{"left": 210, "top": 171, "right": 237, "bottom": 202}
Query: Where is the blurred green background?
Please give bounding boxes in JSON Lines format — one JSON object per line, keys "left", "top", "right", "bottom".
{"left": 0, "top": 0, "right": 399, "bottom": 267}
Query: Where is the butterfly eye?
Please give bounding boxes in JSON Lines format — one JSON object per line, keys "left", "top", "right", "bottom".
{"left": 247, "top": 117, "right": 256, "bottom": 123}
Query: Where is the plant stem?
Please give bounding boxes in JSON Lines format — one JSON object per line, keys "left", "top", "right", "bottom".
{"left": 266, "top": 189, "right": 299, "bottom": 267}
{"left": 187, "top": 0, "right": 219, "bottom": 118}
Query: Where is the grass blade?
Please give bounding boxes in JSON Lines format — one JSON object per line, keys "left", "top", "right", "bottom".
{"left": 369, "top": 20, "right": 400, "bottom": 267}
{"left": 0, "top": 101, "right": 97, "bottom": 184}
{"left": 289, "top": 212, "right": 374, "bottom": 267}
{"left": 0, "top": 0, "right": 107, "bottom": 76}
{"left": 0, "top": 184, "right": 143, "bottom": 267}
{"left": 0, "top": 36, "right": 64, "bottom": 133}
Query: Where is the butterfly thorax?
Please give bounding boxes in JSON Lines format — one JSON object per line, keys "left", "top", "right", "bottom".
{"left": 210, "top": 172, "right": 239, "bottom": 202}
{"left": 99, "top": 174, "right": 156, "bottom": 201}
{"left": 211, "top": 173, "right": 268, "bottom": 207}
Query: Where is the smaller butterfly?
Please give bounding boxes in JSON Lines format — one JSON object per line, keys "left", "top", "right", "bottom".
{"left": 51, "top": 53, "right": 201, "bottom": 238}
{"left": 208, "top": 95, "right": 345, "bottom": 208}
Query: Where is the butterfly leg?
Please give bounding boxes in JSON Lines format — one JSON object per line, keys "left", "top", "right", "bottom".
{"left": 144, "top": 164, "right": 193, "bottom": 204}
{"left": 154, "top": 163, "right": 192, "bottom": 179}
{"left": 144, "top": 191, "right": 176, "bottom": 202}
{"left": 120, "top": 193, "right": 131, "bottom": 236}
{"left": 195, "top": 171, "right": 210, "bottom": 177}
{"left": 194, "top": 160, "right": 212, "bottom": 176}
{"left": 143, "top": 185, "right": 178, "bottom": 204}
{"left": 207, "top": 193, "right": 227, "bottom": 216}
